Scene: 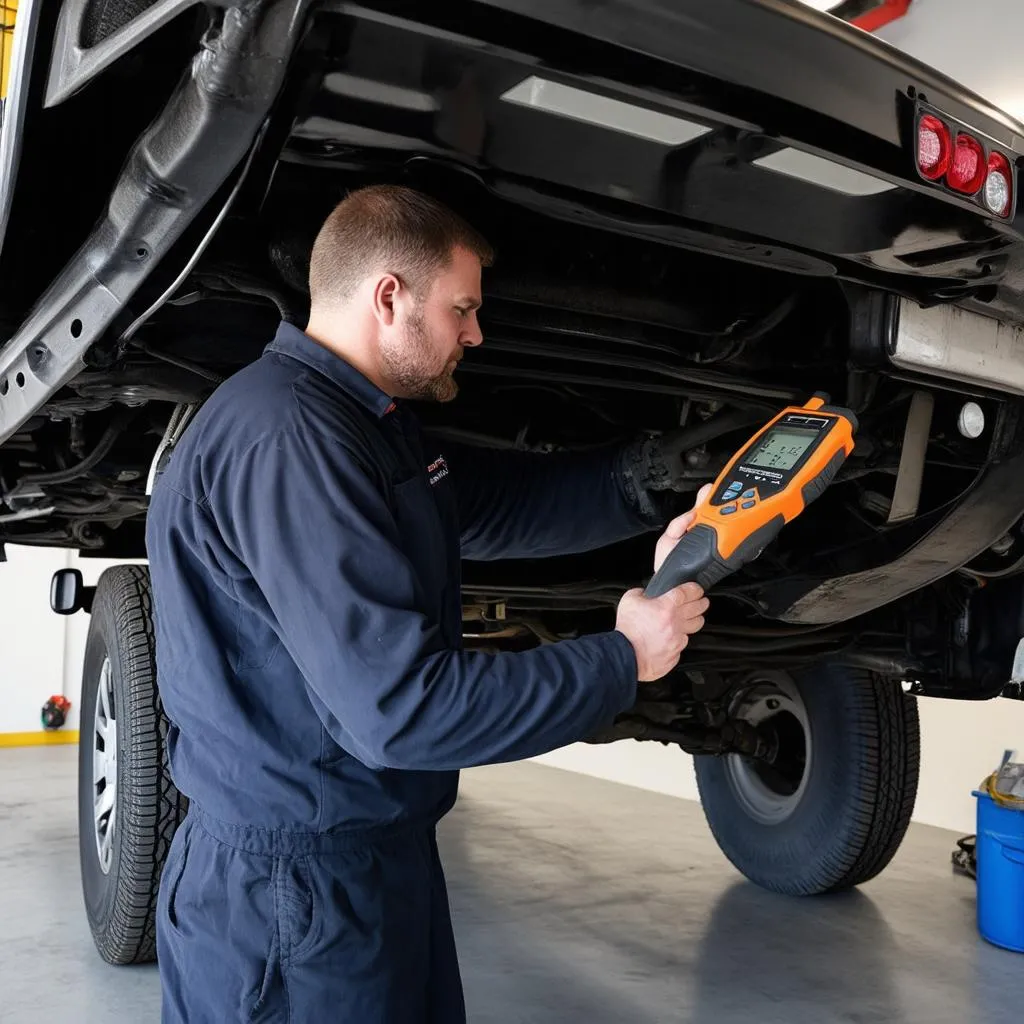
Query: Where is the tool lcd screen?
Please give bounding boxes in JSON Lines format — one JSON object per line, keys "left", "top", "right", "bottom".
{"left": 745, "top": 426, "right": 820, "bottom": 471}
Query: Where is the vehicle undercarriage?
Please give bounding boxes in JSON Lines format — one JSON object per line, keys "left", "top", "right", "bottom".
{"left": 4, "top": 1, "right": 1024, "bottom": 729}
{"left": 5, "top": 0, "right": 1024, "bottom": 956}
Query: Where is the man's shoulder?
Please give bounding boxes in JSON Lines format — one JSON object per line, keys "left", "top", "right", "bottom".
{"left": 175, "top": 353, "right": 298, "bottom": 453}
{"left": 197, "top": 347, "right": 375, "bottom": 440}
{"left": 160, "top": 349, "right": 388, "bottom": 494}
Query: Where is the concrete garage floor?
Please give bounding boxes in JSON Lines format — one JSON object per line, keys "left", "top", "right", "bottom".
{"left": 2, "top": 748, "right": 1022, "bottom": 1023}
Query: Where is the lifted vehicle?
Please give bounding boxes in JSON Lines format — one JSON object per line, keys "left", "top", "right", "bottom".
{"left": 4, "top": 0, "right": 1024, "bottom": 964}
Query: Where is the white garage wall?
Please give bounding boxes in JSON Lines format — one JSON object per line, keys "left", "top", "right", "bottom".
{"left": 914, "top": 696, "right": 1024, "bottom": 833}
{"left": 0, "top": 545, "right": 74, "bottom": 733}
{"left": 0, "top": 546, "right": 145, "bottom": 736}
{"left": 533, "top": 695, "right": 1024, "bottom": 836}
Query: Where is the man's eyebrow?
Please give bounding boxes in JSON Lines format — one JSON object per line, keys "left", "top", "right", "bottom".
{"left": 456, "top": 296, "right": 482, "bottom": 310}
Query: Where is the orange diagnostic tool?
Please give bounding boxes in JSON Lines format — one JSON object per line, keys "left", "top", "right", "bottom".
{"left": 644, "top": 393, "right": 857, "bottom": 597}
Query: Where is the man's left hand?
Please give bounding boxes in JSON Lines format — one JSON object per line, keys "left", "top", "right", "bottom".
{"left": 621, "top": 430, "right": 699, "bottom": 495}
{"left": 653, "top": 483, "right": 712, "bottom": 573}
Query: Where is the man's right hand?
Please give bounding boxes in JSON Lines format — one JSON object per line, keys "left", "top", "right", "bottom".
{"left": 615, "top": 583, "right": 709, "bottom": 682}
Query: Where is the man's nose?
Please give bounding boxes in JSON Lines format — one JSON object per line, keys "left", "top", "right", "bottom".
{"left": 461, "top": 312, "right": 483, "bottom": 347}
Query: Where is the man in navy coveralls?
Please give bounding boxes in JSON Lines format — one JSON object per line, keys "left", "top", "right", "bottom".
{"left": 146, "top": 185, "right": 710, "bottom": 1022}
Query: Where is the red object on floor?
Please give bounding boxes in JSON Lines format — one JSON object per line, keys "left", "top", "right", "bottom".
{"left": 41, "top": 694, "right": 72, "bottom": 730}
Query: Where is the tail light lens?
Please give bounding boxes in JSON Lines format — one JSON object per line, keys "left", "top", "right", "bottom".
{"left": 984, "top": 152, "right": 1013, "bottom": 217}
{"left": 914, "top": 105, "right": 1016, "bottom": 219}
{"left": 917, "top": 114, "right": 950, "bottom": 180}
{"left": 947, "top": 133, "right": 987, "bottom": 194}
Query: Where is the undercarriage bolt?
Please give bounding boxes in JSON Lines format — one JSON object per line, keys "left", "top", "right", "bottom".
{"left": 990, "top": 533, "right": 1015, "bottom": 557}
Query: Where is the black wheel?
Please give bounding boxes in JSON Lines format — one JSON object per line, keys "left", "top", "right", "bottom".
{"left": 77, "top": 564, "right": 188, "bottom": 964}
{"left": 695, "top": 663, "right": 919, "bottom": 896}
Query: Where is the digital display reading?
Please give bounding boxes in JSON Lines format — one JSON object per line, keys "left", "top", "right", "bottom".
{"left": 744, "top": 426, "right": 819, "bottom": 470}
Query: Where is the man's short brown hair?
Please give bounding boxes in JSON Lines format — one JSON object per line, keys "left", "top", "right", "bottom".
{"left": 308, "top": 184, "right": 494, "bottom": 307}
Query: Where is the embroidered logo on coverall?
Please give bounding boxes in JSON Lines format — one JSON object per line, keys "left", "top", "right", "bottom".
{"left": 427, "top": 455, "right": 449, "bottom": 486}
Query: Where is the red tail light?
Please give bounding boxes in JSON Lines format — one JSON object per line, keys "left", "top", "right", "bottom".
{"left": 946, "top": 133, "right": 987, "bottom": 194}
{"left": 914, "top": 105, "right": 1016, "bottom": 219}
{"left": 984, "top": 152, "right": 1013, "bottom": 217}
{"left": 917, "top": 114, "right": 950, "bottom": 180}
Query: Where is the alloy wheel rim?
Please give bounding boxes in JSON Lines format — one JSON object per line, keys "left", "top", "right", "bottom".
{"left": 92, "top": 656, "right": 117, "bottom": 874}
{"left": 723, "top": 674, "right": 812, "bottom": 826}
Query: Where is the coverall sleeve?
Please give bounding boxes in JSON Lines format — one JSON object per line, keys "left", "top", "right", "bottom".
{"left": 218, "top": 428, "right": 639, "bottom": 773}
{"left": 441, "top": 440, "right": 662, "bottom": 561}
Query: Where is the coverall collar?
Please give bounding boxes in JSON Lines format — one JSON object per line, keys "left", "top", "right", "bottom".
{"left": 265, "top": 321, "right": 396, "bottom": 418}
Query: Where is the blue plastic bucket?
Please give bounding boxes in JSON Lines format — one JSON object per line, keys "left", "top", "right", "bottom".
{"left": 973, "top": 787, "right": 1024, "bottom": 953}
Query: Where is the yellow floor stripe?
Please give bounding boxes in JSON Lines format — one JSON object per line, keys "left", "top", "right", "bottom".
{"left": 0, "top": 730, "right": 79, "bottom": 747}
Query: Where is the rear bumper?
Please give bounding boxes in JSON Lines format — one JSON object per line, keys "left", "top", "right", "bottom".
{"left": 287, "top": 0, "right": 1024, "bottom": 303}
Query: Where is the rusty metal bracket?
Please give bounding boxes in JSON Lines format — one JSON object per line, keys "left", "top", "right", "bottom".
{"left": 887, "top": 389, "right": 933, "bottom": 524}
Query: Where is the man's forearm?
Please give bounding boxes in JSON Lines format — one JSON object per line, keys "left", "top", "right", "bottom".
{"left": 445, "top": 441, "right": 662, "bottom": 561}
{"left": 310, "top": 630, "right": 639, "bottom": 772}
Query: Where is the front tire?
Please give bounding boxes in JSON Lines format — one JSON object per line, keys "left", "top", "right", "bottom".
{"left": 77, "top": 565, "right": 187, "bottom": 964}
{"left": 695, "top": 664, "right": 920, "bottom": 895}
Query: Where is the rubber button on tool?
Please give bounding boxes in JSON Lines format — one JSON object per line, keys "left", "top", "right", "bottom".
{"left": 720, "top": 505, "right": 737, "bottom": 515}
{"left": 741, "top": 500, "right": 756, "bottom": 509}
{"left": 742, "top": 489, "right": 756, "bottom": 499}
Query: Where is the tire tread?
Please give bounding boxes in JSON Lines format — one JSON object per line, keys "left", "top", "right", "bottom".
{"left": 87, "top": 565, "right": 187, "bottom": 964}
{"left": 696, "top": 667, "right": 920, "bottom": 896}
{"left": 824, "top": 673, "right": 920, "bottom": 891}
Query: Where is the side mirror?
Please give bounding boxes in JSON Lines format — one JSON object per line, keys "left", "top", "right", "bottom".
{"left": 50, "top": 568, "right": 95, "bottom": 615}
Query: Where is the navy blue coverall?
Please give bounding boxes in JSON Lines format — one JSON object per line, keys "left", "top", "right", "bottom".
{"left": 146, "top": 321, "right": 665, "bottom": 1022}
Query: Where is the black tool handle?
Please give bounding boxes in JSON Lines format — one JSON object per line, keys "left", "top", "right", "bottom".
{"left": 643, "top": 524, "right": 733, "bottom": 597}
{"left": 643, "top": 516, "right": 786, "bottom": 598}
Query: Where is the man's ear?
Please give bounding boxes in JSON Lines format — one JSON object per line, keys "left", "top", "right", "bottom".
{"left": 372, "top": 273, "right": 400, "bottom": 327}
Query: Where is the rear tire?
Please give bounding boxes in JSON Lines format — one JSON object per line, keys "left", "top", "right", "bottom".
{"left": 694, "top": 663, "right": 919, "bottom": 895}
{"left": 77, "top": 565, "right": 187, "bottom": 964}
